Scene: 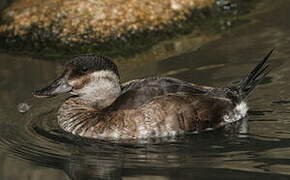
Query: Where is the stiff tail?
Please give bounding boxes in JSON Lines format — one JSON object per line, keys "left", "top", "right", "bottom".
{"left": 233, "top": 48, "right": 274, "bottom": 99}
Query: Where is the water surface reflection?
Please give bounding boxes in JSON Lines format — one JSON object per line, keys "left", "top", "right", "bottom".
{"left": 1, "top": 0, "right": 290, "bottom": 179}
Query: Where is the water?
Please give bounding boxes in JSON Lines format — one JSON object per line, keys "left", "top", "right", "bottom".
{"left": 1, "top": 0, "right": 290, "bottom": 179}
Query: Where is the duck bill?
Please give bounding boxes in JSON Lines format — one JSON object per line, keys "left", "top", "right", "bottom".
{"left": 33, "top": 76, "right": 72, "bottom": 98}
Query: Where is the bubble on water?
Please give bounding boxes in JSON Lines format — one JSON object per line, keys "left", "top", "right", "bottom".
{"left": 17, "top": 103, "right": 31, "bottom": 113}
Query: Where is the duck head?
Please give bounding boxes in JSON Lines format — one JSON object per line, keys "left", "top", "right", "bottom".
{"left": 34, "top": 54, "right": 121, "bottom": 108}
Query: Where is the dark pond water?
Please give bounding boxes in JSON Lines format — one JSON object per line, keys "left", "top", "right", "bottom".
{"left": 1, "top": 0, "right": 290, "bottom": 179}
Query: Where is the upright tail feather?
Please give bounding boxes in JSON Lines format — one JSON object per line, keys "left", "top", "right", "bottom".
{"left": 233, "top": 48, "right": 274, "bottom": 99}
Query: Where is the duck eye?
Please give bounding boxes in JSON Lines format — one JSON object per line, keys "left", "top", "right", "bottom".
{"left": 81, "top": 67, "right": 88, "bottom": 72}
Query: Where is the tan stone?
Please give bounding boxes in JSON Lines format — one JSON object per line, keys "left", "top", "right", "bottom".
{"left": 0, "top": 0, "right": 214, "bottom": 44}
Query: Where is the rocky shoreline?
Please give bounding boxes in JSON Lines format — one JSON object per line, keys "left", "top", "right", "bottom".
{"left": 0, "top": 0, "right": 256, "bottom": 55}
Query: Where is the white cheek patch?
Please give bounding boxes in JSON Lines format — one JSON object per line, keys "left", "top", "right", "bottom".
{"left": 70, "top": 70, "right": 121, "bottom": 102}
{"left": 81, "top": 77, "right": 119, "bottom": 98}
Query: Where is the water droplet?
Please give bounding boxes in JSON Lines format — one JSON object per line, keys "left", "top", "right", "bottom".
{"left": 17, "top": 103, "right": 31, "bottom": 113}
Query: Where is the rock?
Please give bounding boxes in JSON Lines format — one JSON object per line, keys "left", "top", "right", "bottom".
{"left": 0, "top": 0, "right": 255, "bottom": 54}
{"left": 0, "top": 0, "right": 214, "bottom": 46}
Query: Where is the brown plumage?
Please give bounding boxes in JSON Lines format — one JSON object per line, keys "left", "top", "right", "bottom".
{"left": 34, "top": 50, "right": 273, "bottom": 140}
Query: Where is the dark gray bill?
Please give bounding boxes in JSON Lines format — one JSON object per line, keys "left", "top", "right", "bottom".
{"left": 33, "top": 76, "right": 72, "bottom": 98}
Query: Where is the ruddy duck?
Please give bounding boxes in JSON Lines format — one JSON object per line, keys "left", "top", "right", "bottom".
{"left": 33, "top": 50, "right": 273, "bottom": 140}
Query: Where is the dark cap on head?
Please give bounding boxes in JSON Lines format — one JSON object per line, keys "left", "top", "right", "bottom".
{"left": 67, "top": 54, "right": 119, "bottom": 78}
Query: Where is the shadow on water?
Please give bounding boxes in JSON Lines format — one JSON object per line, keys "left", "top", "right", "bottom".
{"left": 1, "top": 0, "right": 290, "bottom": 179}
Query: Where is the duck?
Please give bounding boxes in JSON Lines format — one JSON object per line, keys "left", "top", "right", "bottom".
{"left": 33, "top": 49, "right": 273, "bottom": 140}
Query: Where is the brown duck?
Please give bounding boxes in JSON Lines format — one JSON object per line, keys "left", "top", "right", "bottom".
{"left": 33, "top": 50, "right": 273, "bottom": 140}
